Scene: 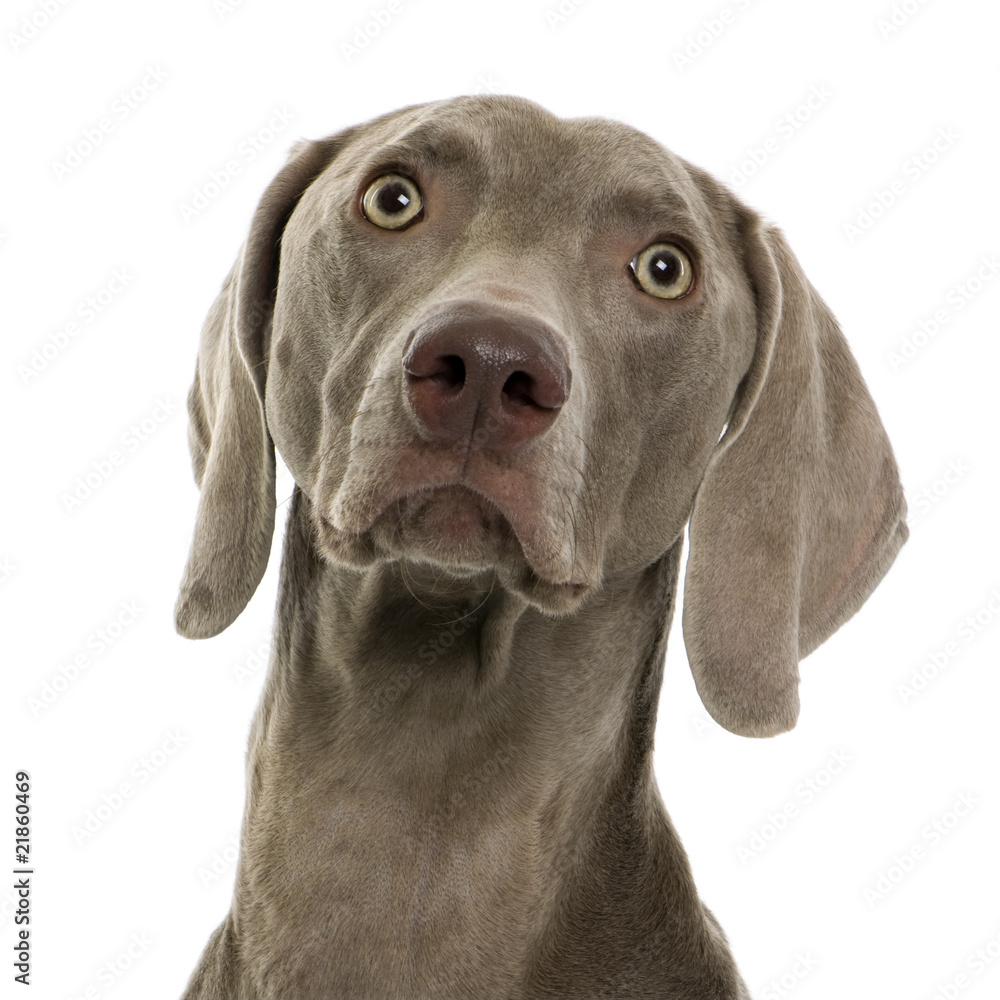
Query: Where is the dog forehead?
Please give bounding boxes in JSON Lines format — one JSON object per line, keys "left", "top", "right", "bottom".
{"left": 342, "top": 94, "right": 671, "bottom": 169}
{"left": 311, "top": 96, "right": 710, "bottom": 236}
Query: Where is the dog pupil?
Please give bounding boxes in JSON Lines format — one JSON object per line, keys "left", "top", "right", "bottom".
{"left": 651, "top": 252, "right": 677, "bottom": 283}
{"left": 380, "top": 183, "right": 410, "bottom": 213}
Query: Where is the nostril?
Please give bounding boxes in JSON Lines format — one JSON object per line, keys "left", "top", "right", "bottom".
{"left": 502, "top": 371, "right": 537, "bottom": 408}
{"left": 502, "top": 368, "right": 568, "bottom": 412}
{"left": 434, "top": 355, "right": 465, "bottom": 390}
{"left": 405, "top": 353, "right": 466, "bottom": 390}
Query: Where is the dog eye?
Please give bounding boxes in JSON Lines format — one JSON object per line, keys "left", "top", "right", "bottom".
{"left": 628, "top": 243, "right": 693, "bottom": 299}
{"left": 361, "top": 173, "right": 424, "bottom": 230}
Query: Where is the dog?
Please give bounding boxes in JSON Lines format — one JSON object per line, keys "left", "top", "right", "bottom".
{"left": 175, "top": 95, "right": 907, "bottom": 998}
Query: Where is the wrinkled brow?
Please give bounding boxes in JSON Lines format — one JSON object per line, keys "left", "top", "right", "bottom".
{"left": 356, "top": 123, "right": 486, "bottom": 176}
{"left": 607, "top": 185, "right": 702, "bottom": 234}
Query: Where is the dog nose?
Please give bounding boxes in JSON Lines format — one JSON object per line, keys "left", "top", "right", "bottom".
{"left": 402, "top": 307, "right": 571, "bottom": 453}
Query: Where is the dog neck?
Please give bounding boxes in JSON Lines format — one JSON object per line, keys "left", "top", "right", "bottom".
{"left": 231, "top": 490, "right": 715, "bottom": 995}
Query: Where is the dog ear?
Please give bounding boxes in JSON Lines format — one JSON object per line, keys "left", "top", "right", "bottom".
{"left": 175, "top": 137, "right": 345, "bottom": 639}
{"left": 682, "top": 210, "right": 908, "bottom": 737}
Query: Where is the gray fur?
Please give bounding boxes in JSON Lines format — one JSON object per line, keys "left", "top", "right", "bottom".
{"left": 176, "top": 96, "right": 906, "bottom": 998}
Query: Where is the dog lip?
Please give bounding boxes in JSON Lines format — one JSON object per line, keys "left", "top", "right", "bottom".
{"left": 321, "top": 479, "right": 589, "bottom": 592}
{"left": 354, "top": 481, "right": 503, "bottom": 543}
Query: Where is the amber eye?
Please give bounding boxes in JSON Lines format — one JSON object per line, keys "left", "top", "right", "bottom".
{"left": 628, "top": 242, "right": 694, "bottom": 299}
{"left": 361, "top": 173, "right": 423, "bottom": 230}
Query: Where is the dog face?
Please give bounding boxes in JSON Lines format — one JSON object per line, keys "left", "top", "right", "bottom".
{"left": 177, "top": 95, "right": 906, "bottom": 737}
{"left": 264, "top": 98, "right": 757, "bottom": 613}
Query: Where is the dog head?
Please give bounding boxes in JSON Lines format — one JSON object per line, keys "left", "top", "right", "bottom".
{"left": 175, "top": 95, "right": 907, "bottom": 737}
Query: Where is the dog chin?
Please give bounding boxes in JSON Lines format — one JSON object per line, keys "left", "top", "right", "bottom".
{"left": 315, "top": 485, "right": 593, "bottom": 614}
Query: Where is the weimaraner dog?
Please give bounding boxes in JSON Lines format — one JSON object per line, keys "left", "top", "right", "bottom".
{"left": 176, "top": 95, "right": 907, "bottom": 998}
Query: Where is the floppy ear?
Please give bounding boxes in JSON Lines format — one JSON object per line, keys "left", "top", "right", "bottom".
{"left": 682, "top": 211, "right": 908, "bottom": 737}
{"left": 175, "top": 137, "right": 344, "bottom": 639}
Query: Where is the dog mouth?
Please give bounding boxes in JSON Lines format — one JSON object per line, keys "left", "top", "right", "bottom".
{"left": 372, "top": 484, "right": 513, "bottom": 566}
{"left": 316, "top": 469, "right": 593, "bottom": 610}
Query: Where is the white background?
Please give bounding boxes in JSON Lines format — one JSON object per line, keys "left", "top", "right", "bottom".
{"left": 3, "top": 0, "right": 999, "bottom": 997}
